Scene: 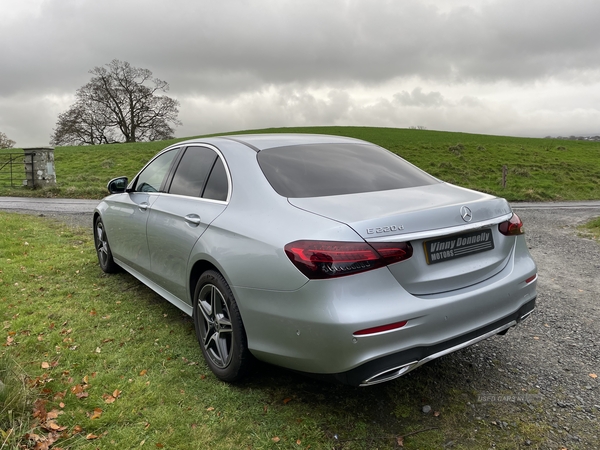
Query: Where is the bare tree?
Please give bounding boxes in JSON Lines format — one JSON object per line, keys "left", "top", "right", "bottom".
{"left": 51, "top": 60, "right": 181, "bottom": 146}
{"left": 0, "top": 131, "right": 16, "bottom": 149}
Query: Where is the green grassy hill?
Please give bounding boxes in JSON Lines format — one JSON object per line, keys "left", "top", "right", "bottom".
{"left": 2, "top": 126, "right": 600, "bottom": 201}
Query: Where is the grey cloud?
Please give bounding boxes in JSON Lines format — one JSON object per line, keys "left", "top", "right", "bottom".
{"left": 2, "top": 0, "right": 600, "bottom": 146}
{"left": 394, "top": 88, "right": 445, "bottom": 107}
{"left": 4, "top": 0, "right": 600, "bottom": 98}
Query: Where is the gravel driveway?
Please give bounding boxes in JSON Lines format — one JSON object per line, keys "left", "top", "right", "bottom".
{"left": 2, "top": 199, "right": 599, "bottom": 447}
{"left": 480, "top": 206, "right": 600, "bottom": 448}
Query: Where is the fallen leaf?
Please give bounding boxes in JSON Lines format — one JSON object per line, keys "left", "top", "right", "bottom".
{"left": 71, "top": 384, "right": 84, "bottom": 394}
{"left": 86, "top": 433, "right": 99, "bottom": 440}
{"left": 139, "top": 369, "right": 147, "bottom": 376}
{"left": 46, "top": 421, "right": 67, "bottom": 432}
{"left": 73, "top": 425, "right": 83, "bottom": 433}
{"left": 113, "top": 389, "right": 121, "bottom": 398}
{"left": 46, "top": 410, "right": 61, "bottom": 420}
{"left": 156, "top": 444, "right": 164, "bottom": 449}
{"left": 33, "top": 399, "right": 48, "bottom": 420}
{"left": 296, "top": 439, "right": 302, "bottom": 445}
{"left": 76, "top": 392, "right": 89, "bottom": 399}
{"left": 90, "top": 408, "right": 103, "bottom": 420}
{"left": 206, "top": 407, "right": 215, "bottom": 411}
{"left": 272, "top": 437, "right": 280, "bottom": 443}
{"left": 283, "top": 397, "right": 292, "bottom": 404}
{"left": 434, "top": 411, "right": 441, "bottom": 417}
{"left": 41, "top": 362, "right": 50, "bottom": 369}
{"left": 396, "top": 435, "right": 404, "bottom": 447}
{"left": 82, "top": 375, "right": 89, "bottom": 384}
{"left": 590, "top": 373, "right": 598, "bottom": 379}
{"left": 59, "top": 402, "right": 65, "bottom": 408}
{"left": 533, "top": 336, "right": 539, "bottom": 340}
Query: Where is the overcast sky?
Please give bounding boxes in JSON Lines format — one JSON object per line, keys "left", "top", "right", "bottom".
{"left": 2, "top": 0, "right": 600, "bottom": 147}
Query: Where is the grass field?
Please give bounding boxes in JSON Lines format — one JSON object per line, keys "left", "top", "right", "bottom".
{"left": 2, "top": 126, "right": 600, "bottom": 201}
{"left": 1, "top": 126, "right": 598, "bottom": 448}
{"left": 1, "top": 213, "right": 550, "bottom": 449}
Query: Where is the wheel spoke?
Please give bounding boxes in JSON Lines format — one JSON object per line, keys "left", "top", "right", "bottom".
{"left": 217, "top": 316, "right": 232, "bottom": 333}
{"left": 96, "top": 225, "right": 103, "bottom": 244}
{"left": 215, "top": 333, "right": 230, "bottom": 364}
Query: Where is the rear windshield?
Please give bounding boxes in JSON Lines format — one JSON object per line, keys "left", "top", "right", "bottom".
{"left": 257, "top": 143, "right": 439, "bottom": 198}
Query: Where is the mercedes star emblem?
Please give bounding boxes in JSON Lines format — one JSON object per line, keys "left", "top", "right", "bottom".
{"left": 460, "top": 206, "right": 473, "bottom": 222}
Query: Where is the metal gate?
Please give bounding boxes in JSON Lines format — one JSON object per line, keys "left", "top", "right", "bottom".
{"left": 0, "top": 152, "right": 32, "bottom": 187}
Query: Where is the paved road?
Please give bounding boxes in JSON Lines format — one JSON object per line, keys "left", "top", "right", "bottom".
{"left": 0, "top": 196, "right": 99, "bottom": 214}
{"left": 2, "top": 197, "right": 600, "bottom": 215}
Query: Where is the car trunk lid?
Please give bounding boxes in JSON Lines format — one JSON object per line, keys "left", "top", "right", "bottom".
{"left": 288, "top": 183, "right": 515, "bottom": 295}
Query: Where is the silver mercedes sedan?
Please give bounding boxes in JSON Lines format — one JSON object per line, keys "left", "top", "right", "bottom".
{"left": 94, "top": 134, "right": 537, "bottom": 386}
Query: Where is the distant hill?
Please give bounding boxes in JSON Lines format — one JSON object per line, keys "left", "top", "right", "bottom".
{"left": 2, "top": 126, "right": 600, "bottom": 201}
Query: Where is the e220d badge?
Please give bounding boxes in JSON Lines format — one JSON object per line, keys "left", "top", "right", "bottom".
{"left": 366, "top": 225, "right": 405, "bottom": 234}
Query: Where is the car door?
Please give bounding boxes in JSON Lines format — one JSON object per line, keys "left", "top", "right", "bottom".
{"left": 146, "top": 145, "right": 230, "bottom": 302}
{"left": 105, "top": 148, "right": 180, "bottom": 277}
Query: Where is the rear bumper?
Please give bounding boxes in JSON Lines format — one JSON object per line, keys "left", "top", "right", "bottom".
{"left": 234, "top": 235, "right": 537, "bottom": 383}
{"left": 333, "top": 297, "right": 535, "bottom": 386}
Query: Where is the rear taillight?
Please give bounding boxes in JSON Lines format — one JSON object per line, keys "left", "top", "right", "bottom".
{"left": 499, "top": 213, "right": 524, "bottom": 236}
{"left": 284, "top": 240, "right": 413, "bottom": 279}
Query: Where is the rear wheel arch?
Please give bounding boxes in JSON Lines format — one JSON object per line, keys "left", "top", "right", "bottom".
{"left": 189, "top": 260, "right": 220, "bottom": 306}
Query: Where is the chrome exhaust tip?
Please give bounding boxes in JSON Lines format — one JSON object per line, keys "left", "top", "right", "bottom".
{"left": 359, "top": 361, "right": 419, "bottom": 386}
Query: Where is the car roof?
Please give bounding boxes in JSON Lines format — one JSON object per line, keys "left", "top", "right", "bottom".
{"left": 175, "top": 133, "right": 367, "bottom": 152}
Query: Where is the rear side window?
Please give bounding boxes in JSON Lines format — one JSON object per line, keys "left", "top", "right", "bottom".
{"left": 168, "top": 146, "right": 229, "bottom": 201}
{"left": 257, "top": 143, "right": 438, "bottom": 198}
{"left": 169, "top": 147, "right": 218, "bottom": 197}
{"left": 202, "top": 157, "right": 228, "bottom": 201}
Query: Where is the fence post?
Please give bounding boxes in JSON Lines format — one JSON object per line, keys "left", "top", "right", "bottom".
{"left": 23, "top": 147, "right": 56, "bottom": 188}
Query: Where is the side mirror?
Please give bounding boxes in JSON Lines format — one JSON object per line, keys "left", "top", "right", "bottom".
{"left": 107, "top": 176, "right": 128, "bottom": 194}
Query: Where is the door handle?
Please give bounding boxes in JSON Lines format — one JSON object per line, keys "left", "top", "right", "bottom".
{"left": 139, "top": 202, "right": 149, "bottom": 211}
{"left": 184, "top": 214, "right": 202, "bottom": 226}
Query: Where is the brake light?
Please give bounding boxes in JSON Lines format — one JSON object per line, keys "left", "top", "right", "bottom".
{"left": 499, "top": 213, "right": 524, "bottom": 236}
{"left": 284, "top": 240, "right": 413, "bottom": 279}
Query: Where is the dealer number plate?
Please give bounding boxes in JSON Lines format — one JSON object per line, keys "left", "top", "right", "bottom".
{"left": 424, "top": 229, "right": 494, "bottom": 265}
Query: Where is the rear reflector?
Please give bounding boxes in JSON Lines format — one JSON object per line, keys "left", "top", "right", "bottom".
{"left": 354, "top": 320, "right": 408, "bottom": 336}
{"left": 499, "top": 213, "right": 524, "bottom": 236}
{"left": 525, "top": 274, "right": 537, "bottom": 284}
{"left": 284, "top": 240, "right": 413, "bottom": 279}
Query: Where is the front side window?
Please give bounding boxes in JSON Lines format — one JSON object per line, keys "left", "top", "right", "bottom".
{"left": 134, "top": 149, "right": 179, "bottom": 193}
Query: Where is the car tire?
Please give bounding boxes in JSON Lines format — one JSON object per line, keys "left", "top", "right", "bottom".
{"left": 193, "top": 270, "right": 252, "bottom": 382}
{"left": 94, "top": 216, "right": 119, "bottom": 274}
